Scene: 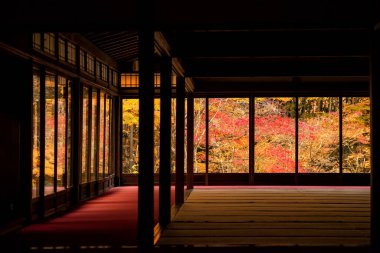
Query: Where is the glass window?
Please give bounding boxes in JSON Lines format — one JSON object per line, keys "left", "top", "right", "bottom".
{"left": 80, "top": 50, "right": 85, "bottom": 71}
{"left": 194, "top": 98, "right": 206, "bottom": 173}
{"left": 90, "top": 89, "right": 98, "bottom": 182}
{"left": 87, "top": 54, "right": 94, "bottom": 75}
{"left": 43, "top": 33, "right": 55, "bottom": 56}
{"left": 122, "top": 99, "right": 139, "bottom": 174}
{"left": 343, "top": 97, "right": 370, "bottom": 173}
{"left": 120, "top": 73, "right": 139, "bottom": 88}
{"left": 104, "top": 96, "right": 111, "bottom": 176}
{"left": 67, "top": 81, "right": 73, "bottom": 187}
{"left": 67, "top": 42, "right": 76, "bottom": 65}
{"left": 82, "top": 86, "right": 90, "bottom": 183}
{"left": 96, "top": 61, "right": 101, "bottom": 79}
{"left": 45, "top": 73, "right": 55, "bottom": 195}
{"left": 113, "top": 71, "right": 118, "bottom": 86}
{"left": 32, "top": 70, "right": 41, "bottom": 198}
{"left": 171, "top": 98, "right": 176, "bottom": 173}
{"left": 57, "top": 76, "right": 66, "bottom": 191}
{"left": 99, "top": 92, "right": 105, "bottom": 179}
{"left": 208, "top": 98, "right": 249, "bottom": 173}
{"left": 298, "top": 97, "right": 340, "bottom": 173}
{"left": 101, "top": 64, "right": 108, "bottom": 81}
{"left": 255, "top": 98, "right": 296, "bottom": 173}
{"left": 154, "top": 99, "right": 160, "bottom": 173}
{"left": 58, "top": 38, "right": 66, "bottom": 62}
{"left": 33, "top": 33, "right": 41, "bottom": 50}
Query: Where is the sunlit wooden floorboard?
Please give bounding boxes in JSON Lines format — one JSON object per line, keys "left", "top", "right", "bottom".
{"left": 158, "top": 188, "right": 370, "bottom": 247}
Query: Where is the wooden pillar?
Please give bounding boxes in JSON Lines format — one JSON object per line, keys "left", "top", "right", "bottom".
{"left": 71, "top": 78, "right": 81, "bottom": 204}
{"left": 137, "top": 30, "right": 155, "bottom": 248}
{"left": 114, "top": 96, "right": 122, "bottom": 186}
{"left": 187, "top": 93, "right": 194, "bottom": 190}
{"left": 175, "top": 77, "right": 185, "bottom": 204}
{"left": 371, "top": 23, "right": 380, "bottom": 249}
{"left": 159, "top": 57, "right": 172, "bottom": 227}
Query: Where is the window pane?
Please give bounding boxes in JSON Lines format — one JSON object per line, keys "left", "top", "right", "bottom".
{"left": 82, "top": 86, "right": 89, "bottom": 183}
{"left": 80, "top": 50, "right": 85, "bottom": 71}
{"left": 122, "top": 99, "right": 139, "bottom": 174}
{"left": 32, "top": 71, "right": 41, "bottom": 198}
{"left": 154, "top": 99, "right": 160, "bottom": 173}
{"left": 298, "top": 97, "right": 340, "bottom": 173}
{"left": 171, "top": 98, "right": 176, "bottom": 173}
{"left": 255, "top": 98, "right": 296, "bottom": 173}
{"left": 87, "top": 54, "right": 94, "bottom": 74}
{"left": 67, "top": 42, "right": 76, "bottom": 65}
{"left": 33, "top": 33, "right": 41, "bottom": 50}
{"left": 45, "top": 73, "right": 55, "bottom": 195}
{"left": 105, "top": 96, "right": 111, "bottom": 176}
{"left": 343, "top": 97, "right": 370, "bottom": 173}
{"left": 99, "top": 92, "right": 105, "bottom": 179}
{"left": 90, "top": 89, "right": 98, "bottom": 182}
{"left": 58, "top": 39, "right": 65, "bottom": 62}
{"left": 67, "top": 82, "right": 72, "bottom": 187}
{"left": 194, "top": 98, "right": 206, "bottom": 173}
{"left": 208, "top": 98, "right": 249, "bottom": 173}
{"left": 57, "top": 77, "right": 66, "bottom": 191}
{"left": 44, "top": 33, "right": 55, "bottom": 55}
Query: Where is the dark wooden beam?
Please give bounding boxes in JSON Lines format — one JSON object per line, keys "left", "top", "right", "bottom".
{"left": 175, "top": 76, "right": 185, "bottom": 204}
{"left": 194, "top": 81, "right": 369, "bottom": 97}
{"left": 187, "top": 58, "right": 369, "bottom": 77}
{"left": 187, "top": 93, "right": 194, "bottom": 190}
{"left": 137, "top": 29, "right": 155, "bottom": 248}
{"left": 171, "top": 30, "right": 370, "bottom": 58}
{"left": 370, "top": 26, "right": 380, "bottom": 250}
{"left": 159, "top": 57, "right": 172, "bottom": 227}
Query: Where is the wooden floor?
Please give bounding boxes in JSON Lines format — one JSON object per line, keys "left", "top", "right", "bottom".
{"left": 158, "top": 187, "right": 370, "bottom": 247}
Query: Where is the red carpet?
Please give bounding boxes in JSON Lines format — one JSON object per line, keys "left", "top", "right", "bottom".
{"left": 17, "top": 186, "right": 175, "bottom": 248}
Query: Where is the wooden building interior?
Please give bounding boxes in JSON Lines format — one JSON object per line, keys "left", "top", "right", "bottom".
{"left": 0, "top": 0, "right": 379, "bottom": 252}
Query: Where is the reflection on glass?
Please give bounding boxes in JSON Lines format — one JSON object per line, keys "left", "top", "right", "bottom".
{"left": 90, "top": 89, "right": 98, "bottom": 182}
{"left": 208, "top": 98, "right": 249, "bottom": 173}
{"left": 154, "top": 99, "right": 160, "bottom": 173}
{"left": 82, "top": 86, "right": 89, "bottom": 183}
{"left": 57, "top": 77, "right": 66, "bottom": 191}
{"left": 67, "top": 82, "right": 72, "bottom": 187}
{"left": 171, "top": 98, "right": 176, "bottom": 173}
{"left": 45, "top": 73, "right": 55, "bottom": 195}
{"left": 99, "top": 92, "right": 105, "bottom": 179}
{"left": 343, "top": 97, "right": 370, "bottom": 173}
{"left": 255, "top": 98, "right": 295, "bottom": 173}
{"left": 122, "top": 99, "right": 139, "bottom": 174}
{"left": 194, "top": 98, "right": 206, "bottom": 173}
{"left": 298, "top": 97, "right": 339, "bottom": 173}
{"left": 32, "top": 72, "right": 41, "bottom": 198}
{"left": 104, "top": 96, "right": 111, "bottom": 176}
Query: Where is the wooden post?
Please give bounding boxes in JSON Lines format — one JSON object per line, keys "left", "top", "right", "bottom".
{"left": 159, "top": 57, "right": 172, "bottom": 227}
{"left": 114, "top": 96, "right": 122, "bottom": 187}
{"left": 371, "top": 24, "right": 380, "bottom": 250}
{"left": 137, "top": 29, "right": 155, "bottom": 248}
{"left": 175, "top": 77, "right": 185, "bottom": 204}
{"left": 187, "top": 93, "right": 194, "bottom": 190}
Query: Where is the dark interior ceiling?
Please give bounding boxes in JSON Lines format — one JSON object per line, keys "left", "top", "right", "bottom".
{"left": 2, "top": 0, "right": 375, "bottom": 94}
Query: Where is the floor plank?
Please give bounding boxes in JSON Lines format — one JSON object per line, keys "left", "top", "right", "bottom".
{"left": 158, "top": 187, "right": 370, "bottom": 247}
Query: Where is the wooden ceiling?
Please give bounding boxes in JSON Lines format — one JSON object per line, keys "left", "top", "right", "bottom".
{"left": 1, "top": 0, "right": 375, "bottom": 95}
